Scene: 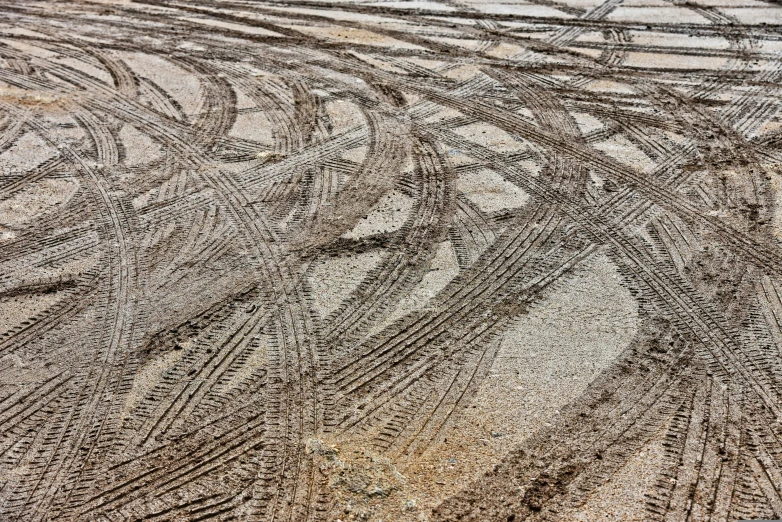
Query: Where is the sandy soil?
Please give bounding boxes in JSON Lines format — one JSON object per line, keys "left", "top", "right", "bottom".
{"left": 0, "top": 0, "right": 781, "bottom": 521}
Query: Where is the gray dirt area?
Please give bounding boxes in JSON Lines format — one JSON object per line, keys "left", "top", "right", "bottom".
{"left": 0, "top": 0, "right": 781, "bottom": 520}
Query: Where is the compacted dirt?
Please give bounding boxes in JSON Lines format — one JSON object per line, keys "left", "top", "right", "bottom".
{"left": 1, "top": 0, "right": 782, "bottom": 520}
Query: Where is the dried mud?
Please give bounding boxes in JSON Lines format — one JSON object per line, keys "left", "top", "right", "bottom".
{"left": 0, "top": 0, "right": 781, "bottom": 520}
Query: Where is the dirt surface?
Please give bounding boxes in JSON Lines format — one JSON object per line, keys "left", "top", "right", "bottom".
{"left": 1, "top": 0, "right": 782, "bottom": 520}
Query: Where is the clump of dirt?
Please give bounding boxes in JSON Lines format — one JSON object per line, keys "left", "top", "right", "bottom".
{"left": 309, "top": 439, "right": 425, "bottom": 521}
{"left": 0, "top": 86, "right": 68, "bottom": 109}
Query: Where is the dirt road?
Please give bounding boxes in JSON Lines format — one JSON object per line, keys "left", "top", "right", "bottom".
{"left": 0, "top": 0, "right": 781, "bottom": 520}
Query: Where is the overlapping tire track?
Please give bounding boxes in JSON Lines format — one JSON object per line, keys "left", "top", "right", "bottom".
{"left": 2, "top": 1, "right": 782, "bottom": 520}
